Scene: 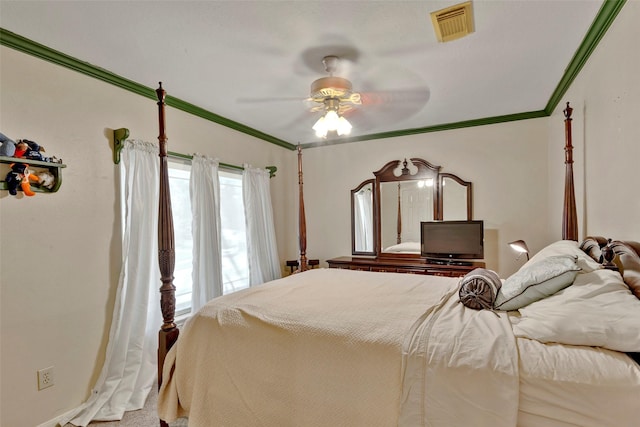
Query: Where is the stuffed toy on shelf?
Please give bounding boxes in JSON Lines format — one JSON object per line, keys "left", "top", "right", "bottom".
{"left": 5, "top": 163, "right": 40, "bottom": 196}
{"left": 0, "top": 132, "right": 16, "bottom": 157}
{"left": 1, "top": 132, "right": 62, "bottom": 163}
{"left": 36, "top": 170, "right": 56, "bottom": 190}
{"left": 15, "top": 139, "right": 62, "bottom": 163}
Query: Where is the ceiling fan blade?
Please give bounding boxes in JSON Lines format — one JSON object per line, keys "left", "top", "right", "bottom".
{"left": 340, "top": 109, "right": 377, "bottom": 133}
{"left": 236, "top": 96, "right": 308, "bottom": 104}
{"left": 337, "top": 87, "right": 431, "bottom": 134}
{"left": 298, "top": 43, "right": 361, "bottom": 74}
{"left": 376, "top": 42, "right": 430, "bottom": 57}
{"left": 358, "top": 88, "right": 431, "bottom": 107}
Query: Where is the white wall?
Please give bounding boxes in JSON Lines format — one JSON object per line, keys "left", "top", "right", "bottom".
{"left": 0, "top": 46, "right": 295, "bottom": 427}
{"left": 550, "top": 0, "right": 640, "bottom": 242}
{"left": 301, "top": 118, "right": 552, "bottom": 276}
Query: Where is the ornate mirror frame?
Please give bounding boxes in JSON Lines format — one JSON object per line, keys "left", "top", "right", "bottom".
{"left": 350, "top": 157, "right": 473, "bottom": 258}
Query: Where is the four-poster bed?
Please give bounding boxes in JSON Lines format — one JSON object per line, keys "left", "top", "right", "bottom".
{"left": 153, "top": 85, "right": 640, "bottom": 426}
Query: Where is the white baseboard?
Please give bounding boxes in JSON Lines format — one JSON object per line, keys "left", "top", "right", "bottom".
{"left": 37, "top": 407, "right": 79, "bottom": 427}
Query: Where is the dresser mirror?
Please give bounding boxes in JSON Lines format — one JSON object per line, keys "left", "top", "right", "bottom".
{"left": 350, "top": 158, "right": 473, "bottom": 257}
{"left": 440, "top": 173, "right": 473, "bottom": 221}
{"left": 351, "top": 179, "right": 375, "bottom": 255}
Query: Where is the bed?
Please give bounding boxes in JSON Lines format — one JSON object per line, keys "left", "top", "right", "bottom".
{"left": 151, "top": 87, "right": 640, "bottom": 426}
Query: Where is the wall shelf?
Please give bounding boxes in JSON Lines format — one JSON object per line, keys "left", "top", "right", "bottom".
{"left": 0, "top": 156, "right": 67, "bottom": 193}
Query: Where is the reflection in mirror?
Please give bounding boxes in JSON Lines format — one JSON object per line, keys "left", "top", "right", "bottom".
{"left": 441, "top": 174, "right": 472, "bottom": 221}
{"left": 350, "top": 157, "right": 473, "bottom": 257}
{"left": 380, "top": 180, "right": 434, "bottom": 254}
{"left": 352, "top": 180, "right": 375, "bottom": 255}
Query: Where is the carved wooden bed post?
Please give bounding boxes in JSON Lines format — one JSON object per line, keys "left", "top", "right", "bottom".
{"left": 297, "top": 145, "right": 308, "bottom": 272}
{"left": 396, "top": 183, "right": 402, "bottom": 244}
{"left": 562, "top": 102, "right": 578, "bottom": 241}
{"left": 156, "top": 83, "right": 179, "bottom": 427}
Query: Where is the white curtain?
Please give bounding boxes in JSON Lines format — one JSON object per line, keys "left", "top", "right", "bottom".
{"left": 243, "top": 165, "right": 281, "bottom": 285}
{"left": 60, "top": 140, "right": 161, "bottom": 426}
{"left": 190, "top": 154, "right": 223, "bottom": 312}
{"left": 354, "top": 188, "right": 373, "bottom": 252}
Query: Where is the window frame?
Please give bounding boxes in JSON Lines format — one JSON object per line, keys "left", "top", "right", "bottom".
{"left": 167, "top": 158, "right": 249, "bottom": 320}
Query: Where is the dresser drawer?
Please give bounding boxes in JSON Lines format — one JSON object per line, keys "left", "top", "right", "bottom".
{"left": 426, "top": 269, "right": 454, "bottom": 277}
{"left": 396, "top": 268, "right": 428, "bottom": 274}
{"left": 326, "top": 257, "right": 484, "bottom": 277}
{"left": 371, "top": 266, "right": 397, "bottom": 273}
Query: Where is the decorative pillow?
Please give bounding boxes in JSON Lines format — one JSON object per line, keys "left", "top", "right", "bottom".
{"left": 610, "top": 240, "right": 640, "bottom": 299}
{"left": 458, "top": 268, "right": 502, "bottom": 310}
{"left": 511, "top": 268, "right": 640, "bottom": 352}
{"left": 494, "top": 255, "right": 580, "bottom": 311}
{"left": 579, "top": 236, "right": 605, "bottom": 263}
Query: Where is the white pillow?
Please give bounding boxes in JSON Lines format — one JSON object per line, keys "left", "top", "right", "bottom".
{"left": 528, "top": 240, "right": 602, "bottom": 272}
{"left": 383, "top": 242, "right": 420, "bottom": 253}
{"left": 494, "top": 255, "right": 580, "bottom": 311}
{"left": 511, "top": 268, "right": 640, "bottom": 352}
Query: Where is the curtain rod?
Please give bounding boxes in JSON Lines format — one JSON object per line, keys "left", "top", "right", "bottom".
{"left": 113, "top": 128, "right": 276, "bottom": 177}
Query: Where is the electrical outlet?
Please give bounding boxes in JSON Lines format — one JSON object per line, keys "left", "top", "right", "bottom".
{"left": 37, "top": 366, "right": 55, "bottom": 390}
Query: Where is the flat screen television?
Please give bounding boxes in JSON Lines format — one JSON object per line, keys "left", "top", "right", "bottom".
{"left": 420, "top": 220, "right": 484, "bottom": 262}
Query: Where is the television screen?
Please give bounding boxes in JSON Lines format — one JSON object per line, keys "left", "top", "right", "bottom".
{"left": 420, "top": 220, "right": 484, "bottom": 260}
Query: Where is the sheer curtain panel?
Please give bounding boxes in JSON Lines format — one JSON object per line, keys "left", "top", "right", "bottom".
{"left": 243, "top": 165, "right": 281, "bottom": 285}
{"left": 60, "top": 140, "right": 161, "bottom": 426}
{"left": 190, "top": 154, "right": 223, "bottom": 312}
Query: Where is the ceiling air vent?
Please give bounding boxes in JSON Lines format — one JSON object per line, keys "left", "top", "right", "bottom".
{"left": 430, "top": 1, "right": 475, "bottom": 43}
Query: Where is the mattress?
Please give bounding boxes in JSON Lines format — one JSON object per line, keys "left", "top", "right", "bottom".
{"left": 158, "top": 268, "right": 520, "bottom": 427}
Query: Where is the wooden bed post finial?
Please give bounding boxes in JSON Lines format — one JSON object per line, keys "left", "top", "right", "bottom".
{"left": 563, "top": 101, "right": 573, "bottom": 120}
{"left": 562, "top": 102, "right": 578, "bottom": 241}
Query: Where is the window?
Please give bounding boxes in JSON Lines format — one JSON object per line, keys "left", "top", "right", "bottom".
{"left": 168, "top": 160, "right": 249, "bottom": 316}
{"left": 219, "top": 170, "right": 249, "bottom": 294}
{"left": 168, "top": 161, "right": 193, "bottom": 315}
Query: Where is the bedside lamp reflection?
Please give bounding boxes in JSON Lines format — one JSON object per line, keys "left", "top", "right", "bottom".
{"left": 509, "top": 240, "right": 530, "bottom": 261}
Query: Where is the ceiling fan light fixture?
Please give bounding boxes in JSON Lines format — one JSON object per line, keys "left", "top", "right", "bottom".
{"left": 310, "top": 56, "right": 358, "bottom": 138}
{"left": 337, "top": 116, "right": 352, "bottom": 136}
{"left": 312, "top": 116, "right": 327, "bottom": 138}
{"left": 323, "top": 109, "right": 340, "bottom": 128}
{"left": 312, "top": 109, "right": 352, "bottom": 138}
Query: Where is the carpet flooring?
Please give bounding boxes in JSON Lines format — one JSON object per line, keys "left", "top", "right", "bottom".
{"left": 67, "top": 390, "right": 188, "bottom": 427}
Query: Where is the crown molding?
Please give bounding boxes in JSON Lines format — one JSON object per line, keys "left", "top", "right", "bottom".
{"left": 544, "top": 0, "right": 627, "bottom": 114}
{"left": 0, "top": 1, "right": 625, "bottom": 150}
{"left": 0, "top": 28, "right": 296, "bottom": 151}
{"left": 301, "top": 110, "right": 548, "bottom": 148}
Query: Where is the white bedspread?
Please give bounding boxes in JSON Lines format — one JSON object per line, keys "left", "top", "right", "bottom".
{"left": 400, "top": 283, "right": 519, "bottom": 426}
{"left": 516, "top": 337, "right": 640, "bottom": 427}
{"left": 158, "top": 268, "right": 520, "bottom": 427}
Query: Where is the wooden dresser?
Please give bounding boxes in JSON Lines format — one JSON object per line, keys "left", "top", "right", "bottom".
{"left": 326, "top": 256, "right": 485, "bottom": 277}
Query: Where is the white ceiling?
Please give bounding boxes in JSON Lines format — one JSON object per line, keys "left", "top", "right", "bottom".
{"left": 0, "top": 0, "right": 607, "bottom": 147}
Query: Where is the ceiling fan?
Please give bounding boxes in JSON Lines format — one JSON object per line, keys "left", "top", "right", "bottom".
{"left": 304, "top": 54, "right": 432, "bottom": 138}
{"left": 308, "top": 55, "right": 361, "bottom": 138}
{"left": 237, "top": 52, "right": 431, "bottom": 139}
